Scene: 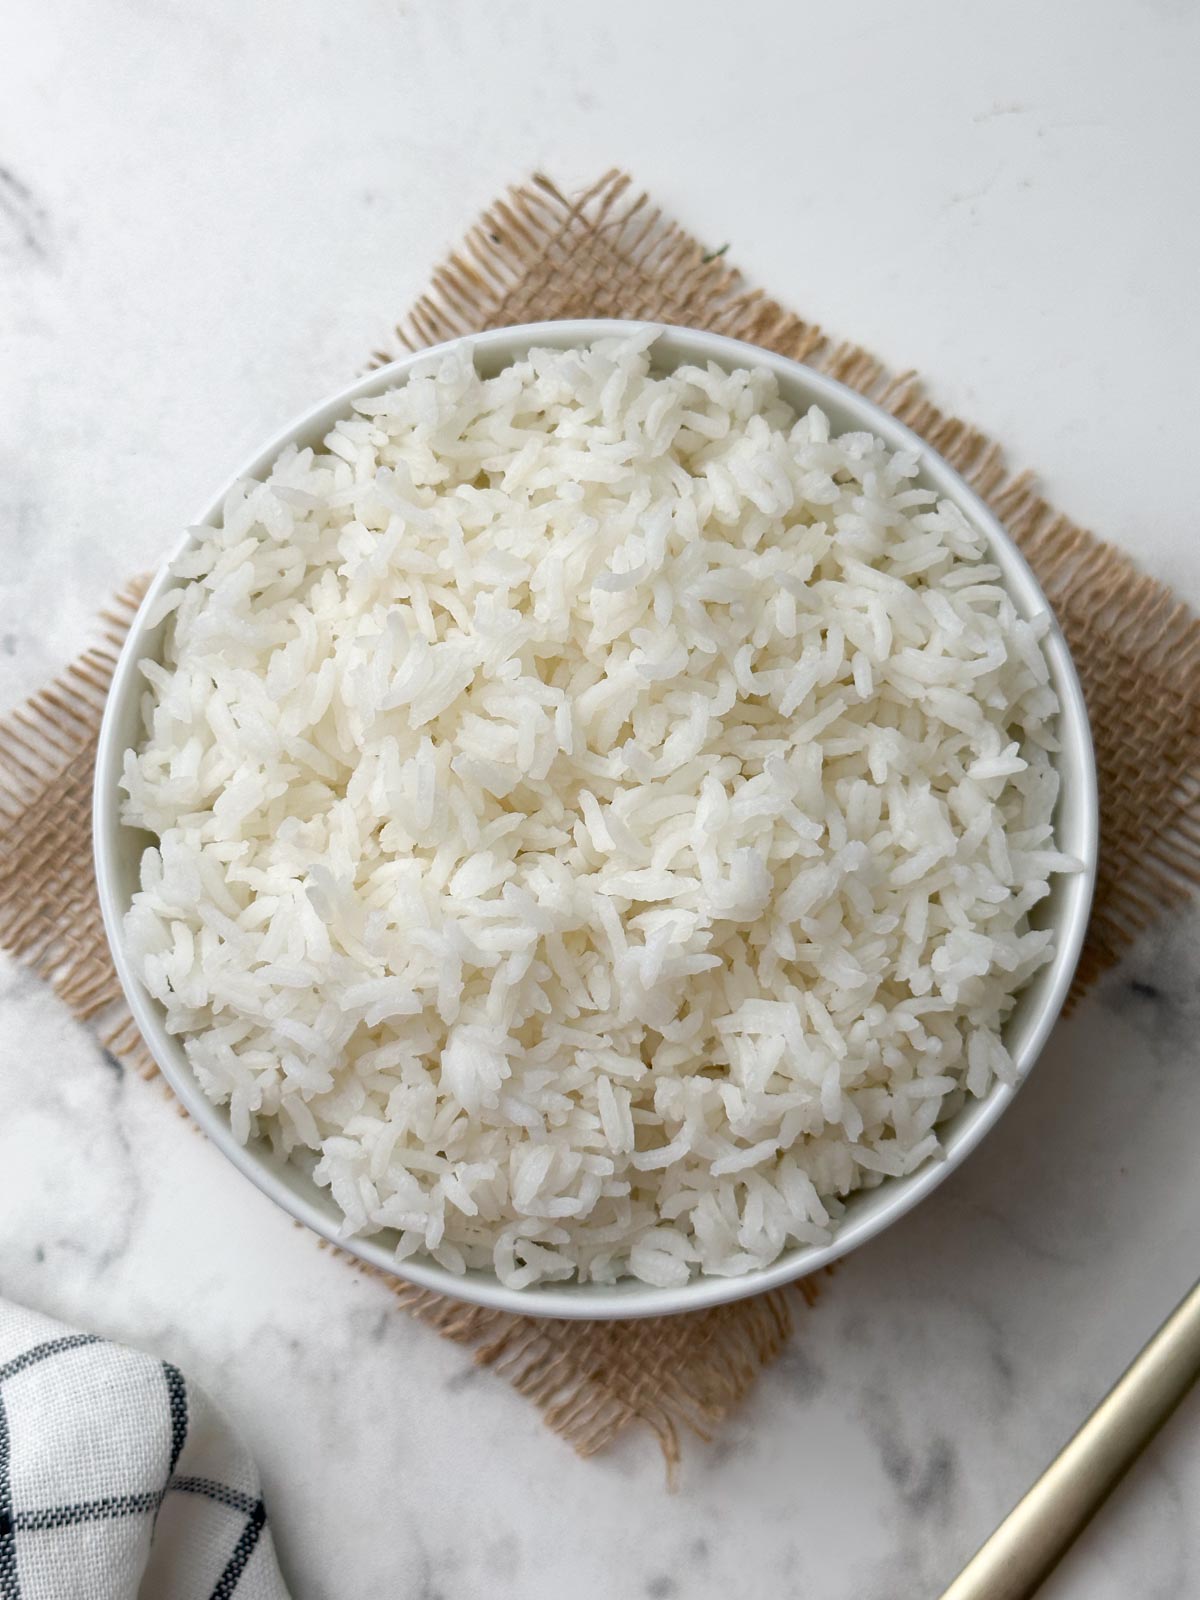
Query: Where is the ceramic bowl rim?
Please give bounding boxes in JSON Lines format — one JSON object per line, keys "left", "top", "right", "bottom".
{"left": 93, "top": 318, "right": 1099, "bottom": 1320}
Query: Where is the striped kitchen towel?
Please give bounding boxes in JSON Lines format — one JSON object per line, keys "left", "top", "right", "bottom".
{"left": 0, "top": 1300, "right": 289, "bottom": 1599}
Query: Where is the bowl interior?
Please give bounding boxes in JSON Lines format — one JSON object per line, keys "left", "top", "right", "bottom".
{"left": 95, "top": 321, "right": 1098, "bottom": 1319}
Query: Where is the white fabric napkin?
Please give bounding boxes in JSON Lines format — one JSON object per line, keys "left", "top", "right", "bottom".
{"left": 0, "top": 1299, "right": 291, "bottom": 1599}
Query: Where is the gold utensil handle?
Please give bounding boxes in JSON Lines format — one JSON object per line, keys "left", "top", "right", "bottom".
{"left": 938, "top": 1278, "right": 1200, "bottom": 1600}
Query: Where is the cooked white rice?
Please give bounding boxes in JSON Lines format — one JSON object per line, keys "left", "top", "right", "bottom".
{"left": 122, "top": 330, "right": 1074, "bottom": 1289}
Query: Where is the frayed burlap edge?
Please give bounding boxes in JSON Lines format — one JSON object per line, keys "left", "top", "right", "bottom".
{"left": 2, "top": 171, "right": 1198, "bottom": 1470}
{"left": 374, "top": 170, "right": 1200, "bottom": 993}
{"left": 0, "top": 577, "right": 810, "bottom": 1472}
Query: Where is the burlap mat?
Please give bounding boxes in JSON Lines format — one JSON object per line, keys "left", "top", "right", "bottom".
{"left": 3, "top": 172, "right": 1199, "bottom": 1470}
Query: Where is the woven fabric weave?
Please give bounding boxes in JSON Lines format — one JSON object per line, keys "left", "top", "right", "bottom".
{"left": 2, "top": 172, "right": 1197, "bottom": 1469}
{"left": 0, "top": 1298, "right": 289, "bottom": 1598}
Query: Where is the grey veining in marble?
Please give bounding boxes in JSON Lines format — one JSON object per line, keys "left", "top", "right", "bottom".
{"left": 3, "top": 2, "right": 1200, "bottom": 1596}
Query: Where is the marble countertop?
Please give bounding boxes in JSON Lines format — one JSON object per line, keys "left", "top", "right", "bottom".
{"left": 3, "top": 2, "right": 1199, "bottom": 1595}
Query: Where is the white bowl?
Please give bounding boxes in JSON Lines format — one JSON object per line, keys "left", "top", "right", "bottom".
{"left": 94, "top": 320, "right": 1098, "bottom": 1320}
